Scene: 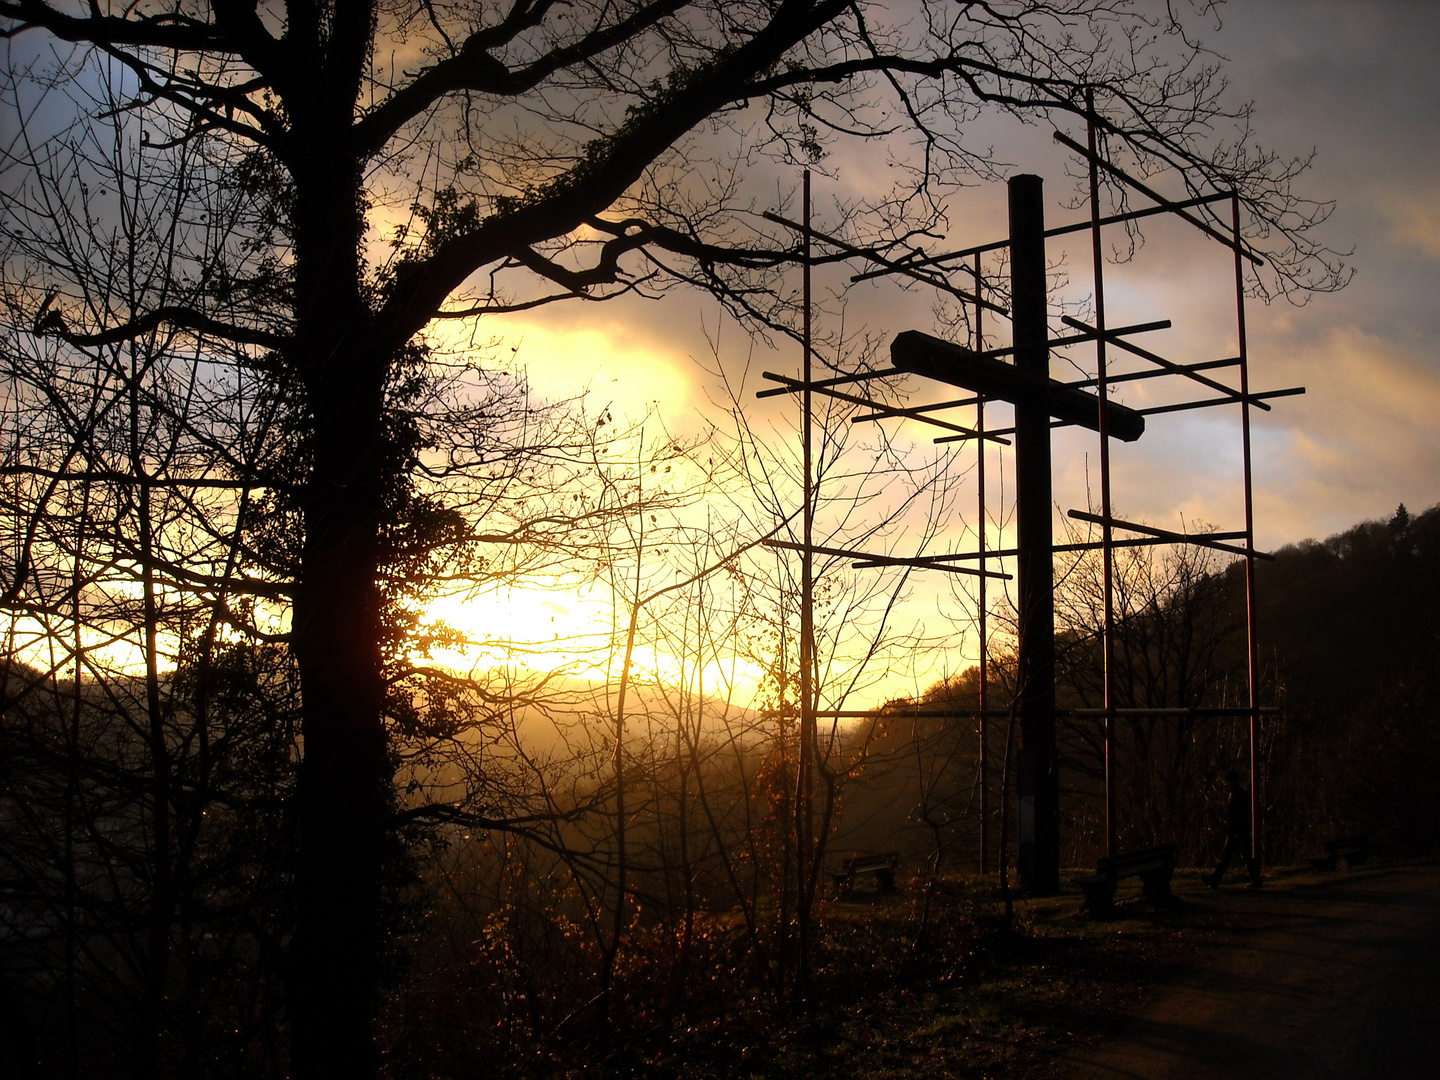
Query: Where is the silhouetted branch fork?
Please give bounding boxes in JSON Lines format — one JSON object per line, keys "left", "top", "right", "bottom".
{"left": 349, "top": 0, "right": 696, "bottom": 154}
{"left": 32, "top": 297, "right": 286, "bottom": 350}
{"left": 395, "top": 803, "right": 592, "bottom": 829}
{"left": 0, "top": 464, "right": 264, "bottom": 490}
{"left": 393, "top": 804, "right": 610, "bottom": 869}
{"left": 503, "top": 214, "right": 798, "bottom": 301}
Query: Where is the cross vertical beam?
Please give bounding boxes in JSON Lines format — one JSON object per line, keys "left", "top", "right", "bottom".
{"left": 1011, "top": 175, "right": 1061, "bottom": 895}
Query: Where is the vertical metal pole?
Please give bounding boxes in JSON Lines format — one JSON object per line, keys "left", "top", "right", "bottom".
{"left": 1010, "top": 174, "right": 1060, "bottom": 895}
{"left": 1232, "top": 194, "right": 1262, "bottom": 882}
{"left": 975, "top": 251, "right": 989, "bottom": 874}
{"left": 1086, "top": 94, "right": 1118, "bottom": 861}
{"left": 798, "top": 169, "right": 816, "bottom": 978}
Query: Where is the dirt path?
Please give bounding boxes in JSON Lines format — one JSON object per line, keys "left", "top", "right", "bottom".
{"left": 1061, "top": 866, "right": 1440, "bottom": 1080}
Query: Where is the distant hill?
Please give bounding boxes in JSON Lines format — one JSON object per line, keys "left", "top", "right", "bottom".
{"left": 1248, "top": 502, "right": 1440, "bottom": 722}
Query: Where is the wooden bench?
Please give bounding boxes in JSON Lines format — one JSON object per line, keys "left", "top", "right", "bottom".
{"left": 827, "top": 852, "right": 900, "bottom": 899}
{"left": 1075, "top": 843, "right": 1177, "bottom": 916}
{"left": 1308, "top": 834, "right": 1368, "bottom": 872}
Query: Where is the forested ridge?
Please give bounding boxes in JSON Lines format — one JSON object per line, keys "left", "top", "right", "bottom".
{"left": 1256, "top": 503, "right": 1440, "bottom": 723}
{"left": 1250, "top": 503, "right": 1440, "bottom": 857}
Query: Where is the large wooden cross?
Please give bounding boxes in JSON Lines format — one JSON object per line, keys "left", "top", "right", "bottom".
{"left": 890, "top": 176, "right": 1145, "bottom": 894}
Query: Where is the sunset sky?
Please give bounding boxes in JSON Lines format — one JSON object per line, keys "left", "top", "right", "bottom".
{"left": 503, "top": 0, "right": 1439, "bottom": 544}
{"left": 433, "top": 2, "right": 1439, "bottom": 704}
{"left": 16, "top": 3, "right": 1425, "bottom": 704}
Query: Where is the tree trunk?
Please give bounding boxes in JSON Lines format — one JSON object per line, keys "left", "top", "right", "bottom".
{"left": 286, "top": 157, "right": 392, "bottom": 1077}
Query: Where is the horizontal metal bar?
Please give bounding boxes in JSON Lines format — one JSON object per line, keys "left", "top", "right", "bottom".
{"left": 763, "top": 211, "right": 1009, "bottom": 315}
{"left": 1054, "top": 536, "right": 1200, "bottom": 554}
{"left": 811, "top": 320, "right": 1168, "bottom": 388}
{"left": 1065, "top": 707, "right": 1284, "bottom": 717}
{"left": 815, "top": 708, "right": 1016, "bottom": 718}
{"left": 1137, "top": 386, "right": 1305, "bottom": 418}
{"left": 763, "top": 538, "right": 1011, "bottom": 579}
{"left": 1062, "top": 315, "right": 1260, "bottom": 409}
{"left": 1054, "top": 530, "right": 1249, "bottom": 555}
{"left": 932, "top": 386, "right": 1302, "bottom": 444}
{"left": 851, "top": 393, "right": 984, "bottom": 423}
{"left": 1044, "top": 191, "right": 1236, "bottom": 241}
{"left": 970, "top": 319, "right": 1171, "bottom": 364}
{"left": 1067, "top": 509, "right": 1274, "bottom": 561}
{"left": 851, "top": 528, "right": 1248, "bottom": 569}
{"left": 759, "top": 371, "right": 1011, "bottom": 444}
{"left": 855, "top": 251, "right": 988, "bottom": 285}
{"left": 854, "top": 548, "right": 1013, "bottom": 566}
{"left": 1065, "top": 356, "right": 1241, "bottom": 391}
{"left": 852, "top": 192, "right": 1239, "bottom": 284}
{"left": 851, "top": 240, "right": 1006, "bottom": 282}
{"left": 1052, "top": 131, "right": 1265, "bottom": 266}
{"left": 756, "top": 366, "right": 898, "bottom": 399}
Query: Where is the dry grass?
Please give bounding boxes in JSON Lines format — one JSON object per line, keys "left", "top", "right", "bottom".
{"left": 397, "top": 859, "right": 1433, "bottom": 1077}
{"left": 580, "top": 871, "right": 1215, "bottom": 1079}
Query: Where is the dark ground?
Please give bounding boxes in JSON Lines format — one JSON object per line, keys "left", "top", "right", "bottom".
{"left": 1059, "top": 865, "right": 1440, "bottom": 1080}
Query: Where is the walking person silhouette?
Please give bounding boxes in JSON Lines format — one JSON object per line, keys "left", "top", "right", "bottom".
{"left": 1208, "top": 769, "right": 1261, "bottom": 888}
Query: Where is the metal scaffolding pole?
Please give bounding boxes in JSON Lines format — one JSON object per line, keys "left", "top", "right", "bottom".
{"left": 975, "top": 250, "right": 990, "bottom": 874}
{"left": 1086, "top": 96, "right": 1119, "bottom": 861}
{"left": 1234, "top": 193, "right": 1263, "bottom": 883}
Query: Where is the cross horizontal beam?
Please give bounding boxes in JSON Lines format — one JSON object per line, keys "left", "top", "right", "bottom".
{"left": 891, "top": 330, "right": 1146, "bottom": 442}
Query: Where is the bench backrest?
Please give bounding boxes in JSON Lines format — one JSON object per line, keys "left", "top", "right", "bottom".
{"left": 840, "top": 853, "right": 900, "bottom": 874}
